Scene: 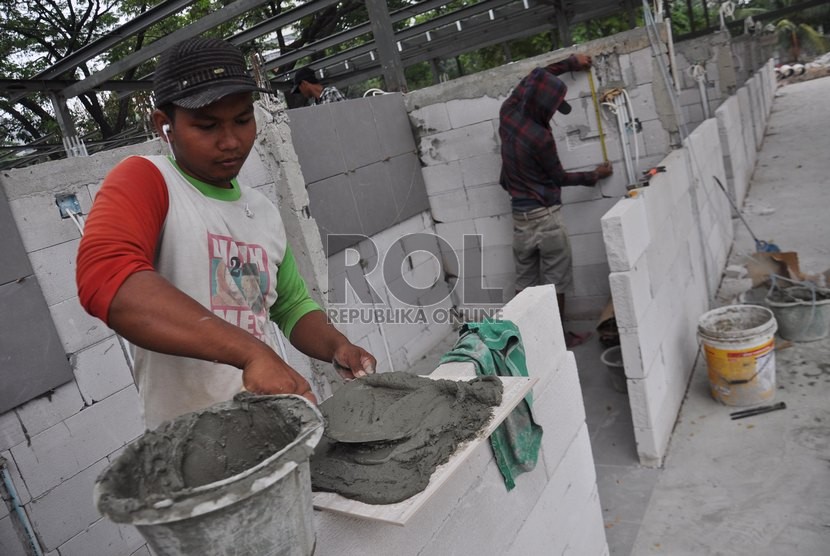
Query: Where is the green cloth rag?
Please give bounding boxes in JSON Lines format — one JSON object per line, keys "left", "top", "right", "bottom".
{"left": 439, "top": 320, "right": 542, "bottom": 490}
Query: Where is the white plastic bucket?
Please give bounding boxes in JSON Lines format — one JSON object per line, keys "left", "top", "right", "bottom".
{"left": 698, "top": 305, "right": 778, "bottom": 406}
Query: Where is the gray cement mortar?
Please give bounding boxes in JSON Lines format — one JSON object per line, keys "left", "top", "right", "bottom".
{"left": 95, "top": 394, "right": 322, "bottom": 523}
{"left": 311, "top": 371, "right": 503, "bottom": 505}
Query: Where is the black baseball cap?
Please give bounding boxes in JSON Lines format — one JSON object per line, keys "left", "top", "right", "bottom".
{"left": 153, "top": 37, "right": 270, "bottom": 109}
{"left": 291, "top": 67, "right": 319, "bottom": 95}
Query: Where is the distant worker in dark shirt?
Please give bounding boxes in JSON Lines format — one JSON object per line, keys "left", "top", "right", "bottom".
{"left": 291, "top": 67, "right": 346, "bottom": 105}
{"left": 499, "top": 53, "right": 613, "bottom": 348}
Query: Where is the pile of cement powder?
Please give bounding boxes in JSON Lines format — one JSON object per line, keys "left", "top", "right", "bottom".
{"left": 310, "top": 372, "right": 503, "bottom": 505}
{"left": 95, "top": 395, "right": 313, "bottom": 522}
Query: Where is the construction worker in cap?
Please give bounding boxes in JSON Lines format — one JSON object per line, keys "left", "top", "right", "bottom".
{"left": 291, "top": 66, "right": 347, "bottom": 105}
{"left": 76, "top": 36, "right": 375, "bottom": 429}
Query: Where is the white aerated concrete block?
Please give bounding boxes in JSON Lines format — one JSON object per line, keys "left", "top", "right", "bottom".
{"left": 429, "top": 184, "right": 510, "bottom": 223}
{"left": 14, "top": 381, "right": 84, "bottom": 438}
{"left": 0, "top": 411, "right": 26, "bottom": 452}
{"left": 459, "top": 153, "right": 502, "bottom": 187}
{"left": 8, "top": 188, "right": 92, "bottom": 253}
{"left": 641, "top": 118, "right": 671, "bottom": 156}
{"left": 28, "top": 239, "right": 80, "bottom": 306}
{"left": 418, "top": 121, "right": 498, "bottom": 165}
{"left": 609, "top": 258, "right": 652, "bottom": 329}
{"left": 572, "top": 262, "right": 611, "bottom": 298}
{"left": 601, "top": 197, "right": 651, "bottom": 272}
{"left": 533, "top": 352, "right": 587, "bottom": 474}
{"left": 501, "top": 285, "right": 565, "bottom": 391}
{"left": 562, "top": 486, "right": 607, "bottom": 556}
{"left": 507, "top": 425, "right": 604, "bottom": 556}
{"left": 445, "top": 96, "right": 502, "bottom": 129}
{"left": 409, "top": 103, "right": 452, "bottom": 134}
{"left": 421, "top": 160, "right": 463, "bottom": 196}
{"left": 238, "top": 145, "right": 270, "bottom": 188}
{"left": 472, "top": 214, "right": 513, "bottom": 248}
{"left": 0, "top": 515, "right": 27, "bottom": 556}
{"left": 26, "top": 458, "right": 109, "bottom": 551}
{"left": 48, "top": 297, "right": 112, "bottom": 355}
{"left": 56, "top": 518, "right": 145, "bottom": 556}
{"left": 423, "top": 447, "right": 551, "bottom": 556}
{"left": 641, "top": 169, "right": 675, "bottom": 242}
{"left": 571, "top": 232, "right": 609, "bottom": 267}
{"left": 434, "top": 220, "right": 477, "bottom": 252}
{"left": 12, "top": 386, "right": 142, "bottom": 498}
{"left": 628, "top": 352, "right": 669, "bottom": 431}
{"left": 645, "top": 215, "right": 677, "bottom": 295}
{"left": 1, "top": 449, "right": 30, "bottom": 506}
{"left": 73, "top": 338, "right": 134, "bottom": 404}
{"left": 562, "top": 198, "right": 619, "bottom": 236}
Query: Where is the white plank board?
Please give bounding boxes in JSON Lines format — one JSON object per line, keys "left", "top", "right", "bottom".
{"left": 312, "top": 374, "right": 538, "bottom": 525}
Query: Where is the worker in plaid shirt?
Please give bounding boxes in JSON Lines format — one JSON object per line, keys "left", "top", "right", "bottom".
{"left": 499, "top": 53, "right": 613, "bottom": 348}
{"left": 291, "top": 67, "right": 346, "bottom": 105}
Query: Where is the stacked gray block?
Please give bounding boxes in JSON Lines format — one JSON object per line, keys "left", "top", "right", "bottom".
{"left": 287, "top": 93, "right": 430, "bottom": 256}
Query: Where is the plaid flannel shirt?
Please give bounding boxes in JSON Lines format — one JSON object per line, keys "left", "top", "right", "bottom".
{"left": 315, "top": 85, "right": 346, "bottom": 104}
{"left": 499, "top": 55, "right": 599, "bottom": 211}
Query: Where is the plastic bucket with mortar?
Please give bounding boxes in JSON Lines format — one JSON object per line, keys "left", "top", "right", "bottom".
{"left": 698, "top": 305, "right": 778, "bottom": 407}
{"left": 765, "top": 285, "right": 830, "bottom": 342}
{"left": 94, "top": 394, "right": 323, "bottom": 556}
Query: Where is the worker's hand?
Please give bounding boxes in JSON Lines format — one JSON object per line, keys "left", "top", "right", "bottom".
{"left": 595, "top": 162, "right": 613, "bottom": 179}
{"left": 572, "top": 53, "right": 592, "bottom": 71}
{"left": 242, "top": 347, "right": 317, "bottom": 405}
{"left": 332, "top": 344, "right": 377, "bottom": 380}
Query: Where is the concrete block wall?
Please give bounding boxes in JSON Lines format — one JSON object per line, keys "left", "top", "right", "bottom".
{"left": 0, "top": 101, "right": 455, "bottom": 554}
{"left": 714, "top": 60, "right": 777, "bottom": 210}
{"left": 407, "top": 28, "right": 679, "bottom": 320}
{"left": 0, "top": 141, "right": 163, "bottom": 555}
{"left": 600, "top": 63, "right": 776, "bottom": 465}
{"left": 672, "top": 31, "right": 736, "bottom": 132}
{"left": 314, "top": 285, "right": 607, "bottom": 556}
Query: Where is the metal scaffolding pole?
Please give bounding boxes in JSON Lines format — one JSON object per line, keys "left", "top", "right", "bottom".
{"left": 364, "top": 0, "right": 408, "bottom": 92}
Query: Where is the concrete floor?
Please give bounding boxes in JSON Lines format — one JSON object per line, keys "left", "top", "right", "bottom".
{"left": 414, "top": 76, "right": 830, "bottom": 555}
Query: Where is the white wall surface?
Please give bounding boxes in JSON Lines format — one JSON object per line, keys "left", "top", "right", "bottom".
{"left": 601, "top": 63, "right": 775, "bottom": 465}
{"left": 314, "top": 285, "right": 608, "bottom": 556}
{"left": 405, "top": 28, "right": 746, "bottom": 320}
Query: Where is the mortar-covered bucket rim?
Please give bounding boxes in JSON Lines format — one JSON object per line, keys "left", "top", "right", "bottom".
{"left": 698, "top": 304, "right": 777, "bottom": 342}
{"left": 94, "top": 394, "right": 324, "bottom": 525}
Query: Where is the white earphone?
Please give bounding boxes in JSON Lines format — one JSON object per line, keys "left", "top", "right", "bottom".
{"left": 161, "top": 124, "right": 175, "bottom": 160}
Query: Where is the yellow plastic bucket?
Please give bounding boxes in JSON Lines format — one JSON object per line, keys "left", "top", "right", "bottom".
{"left": 697, "top": 305, "right": 778, "bottom": 406}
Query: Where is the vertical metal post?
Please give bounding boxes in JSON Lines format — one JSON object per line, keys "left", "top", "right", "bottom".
{"left": 49, "top": 93, "right": 88, "bottom": 158}
{"left": 429, "top": 58, "right": 441, "bottom": 84}
{"left": 501, "top": 42, "right": 513, "bottom": 63}
{"left": 555, "top": 0, "right": 571, "bottom": 47}
{"left": 364, "top": 0, "right": 407, "bottom": 92}
{"left": 685, "top": 0, "right": 695, "bottom": 32}
{"left": 624, "top": 0, "right": 638, "bottom": 29}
